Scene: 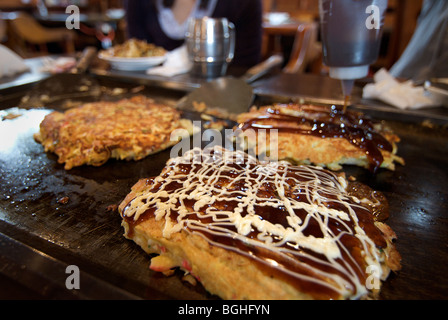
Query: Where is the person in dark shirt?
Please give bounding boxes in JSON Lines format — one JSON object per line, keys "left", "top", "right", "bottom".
{"left": 124, "top": 0, "right": 262, "bottom": 67}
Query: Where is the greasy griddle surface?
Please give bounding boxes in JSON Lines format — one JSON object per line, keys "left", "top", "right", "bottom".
{"left": 1, "top": 80, "right": 448, "bottom": 299}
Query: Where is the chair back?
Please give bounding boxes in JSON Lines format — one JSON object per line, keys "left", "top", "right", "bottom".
{"left": 283, "top": 21, "right": 319, "bottom": 74}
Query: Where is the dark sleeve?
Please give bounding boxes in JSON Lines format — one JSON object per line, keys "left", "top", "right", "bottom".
{"left": 213, "top": 0, "right": 263, "bottom": 67}
{"left": 123, "top": 0, "right": 184, "bottom": 51}
{"left": 124, "top": 0, "right": 153, "bottom": 42}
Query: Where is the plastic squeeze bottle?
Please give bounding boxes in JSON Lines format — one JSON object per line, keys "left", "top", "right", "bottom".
{"left": 318, "top": 0, "right": 388, "bottom": 111}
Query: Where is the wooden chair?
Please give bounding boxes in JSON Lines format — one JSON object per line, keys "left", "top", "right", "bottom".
{"left": 283, "top": 21, "right": 322, "bottom": 74}
{"left": 8, "top": 11, "right": 75, "bottom": 57}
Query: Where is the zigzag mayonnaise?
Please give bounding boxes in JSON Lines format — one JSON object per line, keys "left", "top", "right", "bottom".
{"left": 121, "top": 147, "right": 389, "bottom": 299}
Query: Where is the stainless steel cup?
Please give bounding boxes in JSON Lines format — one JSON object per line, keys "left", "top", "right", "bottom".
{"left": 185, "top": 17, "right": 235, "bottom": 78}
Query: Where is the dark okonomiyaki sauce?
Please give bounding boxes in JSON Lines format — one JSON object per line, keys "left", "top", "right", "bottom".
{"left": 121, "top": 150, "right": 390, "bottom": 299}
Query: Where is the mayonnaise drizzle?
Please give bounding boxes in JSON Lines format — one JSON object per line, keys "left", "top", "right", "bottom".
{"left": 122, "top": 147, "right": 384, "bottom": 299}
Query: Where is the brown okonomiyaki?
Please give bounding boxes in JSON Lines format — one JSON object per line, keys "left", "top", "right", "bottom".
{"left": 119, "top": 146, "right": 401, "bottom": 300}
{"left": 234, "top": 103, "right": 404, "bottom": 172}
{"left": 34, "top": 95, "right": 196, "bottom": 170}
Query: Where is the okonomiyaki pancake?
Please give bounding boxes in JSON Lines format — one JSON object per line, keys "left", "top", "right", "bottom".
{"left": 234, "top": 104, "right": 404, "bottom": 172}
{"left": 119, "top": 147, "right": 401, "bottom": 300}
{"left": 34, "top": 95, "right": 196, "bottom": 169}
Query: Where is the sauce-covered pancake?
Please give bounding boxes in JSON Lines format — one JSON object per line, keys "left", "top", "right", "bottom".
{"left": 119, "top": 147, "right": 401, "bottom": 300}
{"left": 235, "top": 104, "right": 404, "bottom": 172}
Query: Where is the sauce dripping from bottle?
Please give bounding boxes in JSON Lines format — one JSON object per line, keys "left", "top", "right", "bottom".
{"left": 341, "top": 79, "right": 354, "bottom": 114}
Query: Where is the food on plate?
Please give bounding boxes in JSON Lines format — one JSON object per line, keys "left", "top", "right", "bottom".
{"left": 34, "top": 95, "right": 196, "bottom": 170}
{"left": 234, "top": 103, "right": 405, "bottom": 172}
{"left": 119, "top": 146, "right": 401, "bottom": 300}
{"left": 103, "top": 38, "right": 166, "bottom": 58}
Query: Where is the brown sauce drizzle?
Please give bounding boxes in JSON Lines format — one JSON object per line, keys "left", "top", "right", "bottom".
{"left": 343, "top": 95, "right": 350, "bottom": 114}
{"left": 238, "top": 104, "right": 392, "bottom": 173}
{"left": 121, "top": 148, "right": 390, "bottom": 299}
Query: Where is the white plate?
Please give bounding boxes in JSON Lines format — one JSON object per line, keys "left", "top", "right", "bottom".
{"left": 99, "top": 52, "right": 166, "bottom": 71}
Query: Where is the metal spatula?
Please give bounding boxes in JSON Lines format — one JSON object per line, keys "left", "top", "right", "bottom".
{"left": 176, "top": 55, "right": 283, "bottom": 117}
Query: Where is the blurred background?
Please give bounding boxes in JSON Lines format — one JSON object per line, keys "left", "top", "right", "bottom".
{"left": 0, "top": 0, "right": 423, "bottom": 76}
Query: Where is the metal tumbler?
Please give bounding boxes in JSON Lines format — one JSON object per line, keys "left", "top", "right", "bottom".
{"left": 185, "top": 17, "right": 235, "bottom": 78}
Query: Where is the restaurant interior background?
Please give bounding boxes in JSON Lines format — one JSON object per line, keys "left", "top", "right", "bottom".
{"left": 0, "top": 0, "right": 424, "bottom": 77}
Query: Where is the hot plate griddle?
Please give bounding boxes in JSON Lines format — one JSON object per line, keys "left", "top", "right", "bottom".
{"left": 1, "top": 76, "right": 448, "bottom": 300}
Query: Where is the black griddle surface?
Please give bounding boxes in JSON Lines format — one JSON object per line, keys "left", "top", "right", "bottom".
{"left": 1, "top": 77, "right": 448, "bottom": 300}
